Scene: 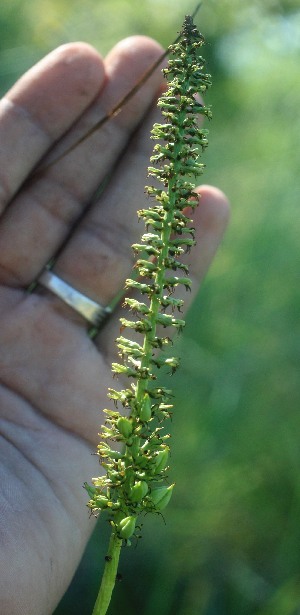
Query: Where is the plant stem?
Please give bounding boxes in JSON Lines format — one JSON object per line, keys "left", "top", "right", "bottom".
{"left": 92, "top": 531, "right": 122, "bottom": 615}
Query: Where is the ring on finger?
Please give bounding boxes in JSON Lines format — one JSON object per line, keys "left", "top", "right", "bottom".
{"left": 38, "top": 269, "right": 112, "bottom": 328}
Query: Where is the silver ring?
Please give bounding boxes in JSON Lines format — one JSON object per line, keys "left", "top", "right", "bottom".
{"left": 38, "top": 270, "right": 112, "bottom": 327}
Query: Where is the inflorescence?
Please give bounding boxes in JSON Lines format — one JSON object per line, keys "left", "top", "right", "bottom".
{"left": 85, "top": 15, "right": 212, "bottom": 544}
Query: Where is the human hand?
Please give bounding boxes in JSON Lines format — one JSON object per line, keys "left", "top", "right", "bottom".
{"left": 0, "top": 37, "right": 229, "bottom": 614}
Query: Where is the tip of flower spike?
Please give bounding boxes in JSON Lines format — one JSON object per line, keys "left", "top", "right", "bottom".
{"left": 182, "top": 15, "right": 205, "bottom": 42}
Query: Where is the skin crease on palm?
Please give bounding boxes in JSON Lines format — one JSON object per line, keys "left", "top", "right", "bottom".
{"left": 0, "top": 34, "right": 229, "bottom": 615}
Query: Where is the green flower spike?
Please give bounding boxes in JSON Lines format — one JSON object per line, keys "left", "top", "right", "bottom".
{"left": 86, "top": 14, "right": 212, "bottom": 615}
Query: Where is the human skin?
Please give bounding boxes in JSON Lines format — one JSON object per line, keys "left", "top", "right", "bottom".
{"left": 0, "top": 37, "right": 229, "bottom": 614}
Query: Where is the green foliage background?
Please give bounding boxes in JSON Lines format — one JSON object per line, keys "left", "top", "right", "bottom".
{"left": 1, "top": 1, "right": 299, "bottom": 613}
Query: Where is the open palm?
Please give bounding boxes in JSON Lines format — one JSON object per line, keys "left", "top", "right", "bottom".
{"left": 0, "top": 37, "right": 229, "bottom": 614}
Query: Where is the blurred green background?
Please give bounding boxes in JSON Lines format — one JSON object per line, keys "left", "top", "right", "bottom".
{"left": 1, "top": 0, "right": 299, "bottom": 613}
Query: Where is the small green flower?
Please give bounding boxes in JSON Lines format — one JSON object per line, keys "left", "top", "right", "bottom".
{"left": 149, "top": 484, "right": 175, "bottom": 511}
{"left": 139, "top": 393, "right": 152, "bottom": 422}
{"left": 129, "top": 481, "right": 149, "bottom": 503}
{"left": 116, "top": 416, "right": 133, "bottom": 439}
{"left": 118, "top": 516, "right": 137, "bottom": 540}
{"left": 152, "top": 447, "right": 170, "bottom": 474}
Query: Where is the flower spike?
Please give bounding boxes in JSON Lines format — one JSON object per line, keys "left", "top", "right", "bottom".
{"left": 87, "top": 14, "right": 211, "bottom": 615}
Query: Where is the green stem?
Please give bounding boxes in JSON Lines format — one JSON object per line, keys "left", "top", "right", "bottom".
{"left": 92, "top": 531, "right": 123, "bottom": 615}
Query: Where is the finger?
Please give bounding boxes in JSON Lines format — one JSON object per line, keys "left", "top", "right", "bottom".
{"left": 188, "top": 185, "right": 230, "bottom": 279}
{"left": 0, "top": 37, "right": 164, "bottom": 287}
{"left": 0, "top": 43, "right": 105, "bottom": 212}
{"left": 97, "top": 185, "right": 230, "bottom": 358}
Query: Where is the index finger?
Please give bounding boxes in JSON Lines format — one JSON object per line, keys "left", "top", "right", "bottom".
{"left": 0, "top": 43, "right": 105, "bottom": 212}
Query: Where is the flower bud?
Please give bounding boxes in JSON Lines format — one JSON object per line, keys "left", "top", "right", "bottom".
{"left": 83, "top": 482, "right": 97, "bottom": 498}
{"left": 119, "top": 516, "right": 136, "bottom": 540}
{"left": 94, "top": 495, "right": 110, "bottom": 509}
{"left": 131, "top": 436, "right": 141, "bottom": 459}
{"left": 150, "top": 484, "right": 175, "bottom": 511}
{"left": 139, "top": 394, "right": 152, "bottom": 422}
{"left": 165, "top": 357, "right": 180, "bottom": 373}
{"left": 116, "top": 417, "right": 133, "bottom": 439}
{"left": 153, "top": 448, "right": 169, "bottom": 474}
{"left": 156, "top": 313, "right": 173, "bottom": 327}
{"left": 112, "top": 362, "right": 136, "bottom": 377}
{"left": 97, "top": 446, "right": 123, "bottom": 460}
{"left": 130, "top": 481, "right": 149, "bottom": 503}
